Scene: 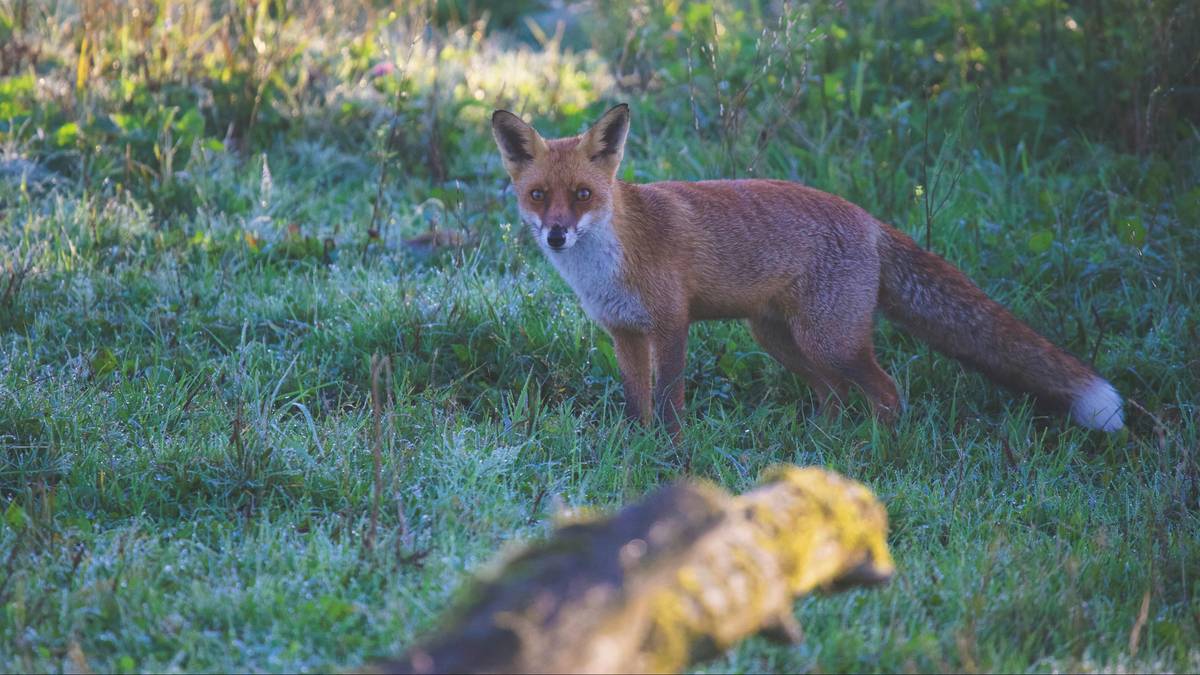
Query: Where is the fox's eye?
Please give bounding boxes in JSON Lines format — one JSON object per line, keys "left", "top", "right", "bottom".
{"left": 530, "top": 189, "right": 545, "bottom": 202}
{"left": 576, "top": 187, "right": 591, "bottom": 201}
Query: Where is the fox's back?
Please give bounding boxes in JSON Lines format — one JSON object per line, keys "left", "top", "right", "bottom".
{"left": 618, "top": 178, "right": 882, "bottom": 318}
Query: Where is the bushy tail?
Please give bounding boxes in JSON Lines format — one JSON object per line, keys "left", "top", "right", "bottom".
{"left": 877, "top": 224, "right": 1123, "bottom": 431}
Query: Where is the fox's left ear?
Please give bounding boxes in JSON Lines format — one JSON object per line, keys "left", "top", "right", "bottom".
{"left": 581, "top": 103, "right": 630, "bottom": 176}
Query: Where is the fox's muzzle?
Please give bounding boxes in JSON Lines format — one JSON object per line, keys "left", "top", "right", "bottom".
{"left": 547, "top": 225, "right": 567, "bottom": 250}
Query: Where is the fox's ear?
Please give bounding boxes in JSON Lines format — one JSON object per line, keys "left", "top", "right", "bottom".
{"left": 581, "top": 103, "right": 630, "bottom": 175}
{"left": 491, "top": 110, "right": 548, "bottom": 178}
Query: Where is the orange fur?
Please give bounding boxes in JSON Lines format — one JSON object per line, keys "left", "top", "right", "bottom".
{"left": 491, "top": 105, "right": 1124, "bottom": 434}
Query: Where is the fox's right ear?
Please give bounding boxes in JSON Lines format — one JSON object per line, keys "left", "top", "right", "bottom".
{"left": 580, "top": 104, "right": 630, "bottom": 177}
{"left": 491, "top": 110, "right": 548, "bottom": 179}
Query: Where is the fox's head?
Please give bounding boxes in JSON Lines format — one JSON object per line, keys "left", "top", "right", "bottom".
{"left": 491, "top": 104, "right": 630, "bottom": 251}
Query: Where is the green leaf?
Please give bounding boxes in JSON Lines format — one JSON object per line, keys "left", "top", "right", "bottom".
{"left": 427, "top": 188, "right": 460, "bottom": 210}
{"left": 1027, "top": 229, "right": 1054, "bottom": 253}
{"left": 717, "top": 339, "right": 741, "bottom": 379}
{"left": 684, "top": 2, "right": 713, "bottom": 32}
{"left": 595, "top": 339, "right": 618, "bottom": 378}
{"left": 92, "top": 347, "right": 119, "bottom": 378}
{"left": 54, "top": 122, "right": 80, "bottom": 148}
{"left": 717, "top": 350, "right": 738, "bottom": 378}
{"left": 451, "top": 343, "right": 471, "bottom": 365}
{"left": 823, "top": 74, "right": 843, "bottom": 101}
{"left": 318, "top": 594, "right": 356, "bottom": 621}
{"left": 1142, "top": 159, "right": 1170, "bottom": 200}
{"left": 1118, "top": 218, "right": 1146, "bottom": 247}
{"left": 174, "top": 107, "right": 205, "bottom": 145}
{"left": 0, "top": 74, "right": 33, "bottom": 118}
{"left": 1177, "top": 187, "right": 1200, "bottom": 226}
{"left": 851, "top": 51, "right": 867, "bottom": 116}
{"left": 0, "top": 73, "right": 33, "bottom": 97}
{"left": 66, "top": 516, "right": 94, "bottom": 533}
{"left": 4, "top": 501, "right": 28, "bottom": 531}
{"left": 108, "top": 113, "right": 131, "bottom": 131}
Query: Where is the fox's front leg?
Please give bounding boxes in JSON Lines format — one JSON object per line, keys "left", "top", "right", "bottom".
{"left": 611, "top": 328, "right": 652, "bottom": 424}
{"left": 651, "top": 322, "right": 689, "bottom": 436}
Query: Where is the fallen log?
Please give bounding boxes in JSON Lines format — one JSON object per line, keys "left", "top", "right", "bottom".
{"left": 369, "top": 466, "right": 894, "bottom": 674}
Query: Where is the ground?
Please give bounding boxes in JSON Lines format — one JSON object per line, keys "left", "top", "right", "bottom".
{"left": 1, "top": 1, "right": 1198, "bottom": 672}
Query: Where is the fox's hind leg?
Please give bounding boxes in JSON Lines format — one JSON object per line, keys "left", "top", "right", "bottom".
{"left": 827, "top": 342, "right": 901, "bottom": 424}
{"left": 780, "top": 271, "right": 901, "bottom": 424}
{"left": 748, "top": 316, "right": 847, "bottom": 418}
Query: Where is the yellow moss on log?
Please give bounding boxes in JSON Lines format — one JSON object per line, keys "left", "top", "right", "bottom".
{"left": 371, "top": 465, "right": 893, "bottom": 675}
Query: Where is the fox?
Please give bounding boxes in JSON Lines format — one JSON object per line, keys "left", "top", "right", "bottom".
{"left": 490, "top": 103, "right": 1124, "bottom": 435}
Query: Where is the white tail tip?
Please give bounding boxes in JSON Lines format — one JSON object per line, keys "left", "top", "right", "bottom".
{"left": 1071, "top": 378, "right": 1124, "bottom": 431}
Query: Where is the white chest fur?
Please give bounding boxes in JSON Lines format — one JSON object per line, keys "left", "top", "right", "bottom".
{"left": 540, "top": 214, "right": 651, "bottom": 331}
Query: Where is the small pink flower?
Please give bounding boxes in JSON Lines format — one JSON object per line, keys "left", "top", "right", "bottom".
{"left": 370, "top": 62, "right": 395, "bottom": 78}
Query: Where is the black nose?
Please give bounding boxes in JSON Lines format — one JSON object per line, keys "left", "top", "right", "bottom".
{"left": 547, "top": 226, "right": 567, "bottom": 249}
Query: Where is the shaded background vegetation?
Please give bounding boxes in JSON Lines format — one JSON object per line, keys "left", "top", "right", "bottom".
{"left": 1, "top": 0, "right": 1198, "bottom": 672}
{"left": 3, "top": 0, "right": 1198, "bottom": 214}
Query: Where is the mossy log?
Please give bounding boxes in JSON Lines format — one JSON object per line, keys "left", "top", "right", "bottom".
{"left": 370, "top": 466, "right": 894, "bottom": 674}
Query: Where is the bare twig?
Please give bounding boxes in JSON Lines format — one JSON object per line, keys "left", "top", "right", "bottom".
{"left": 365, "top": 7, "right": 429, "bottom": 249}
{"left": 921, "top": 89, "right": 933, "bottom": 250}
{"left": 1088, "top": 305, "right": 1108, "bottom": 366}
{"left": 688, "top": 3, "right": 813, "bottom": 178}
{"left": 366, "top": 352, "right": 393, "bottom": 551}
{"left": 919, "top": 91, "right": 978, "bottom": 252}
{"left": 1, "top": 244, "right": 40, "bottom": 309}
{"left": 1126, "top": 397, "right": 1166, "bottom": 430}
{"left": 1128, "top": 589, "right": 1151, "bottom": 656}
{"left": 0, "top": 534, "right": 24, "bottom": 605}
{"left": 685, "top": 45, "right": 701, "bottom": 133}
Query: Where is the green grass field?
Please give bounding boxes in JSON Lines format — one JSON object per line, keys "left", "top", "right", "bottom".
{"left": 2, "top": 1, "right": 1198, "bottom": 672}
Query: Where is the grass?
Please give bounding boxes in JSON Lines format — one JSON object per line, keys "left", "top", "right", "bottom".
{"left": 2, "top": 1, "right": 1199, "bottom": 672}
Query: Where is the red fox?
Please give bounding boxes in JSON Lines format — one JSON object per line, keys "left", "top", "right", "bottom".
{"left": 491, "top": 104, "right": 1124, "bottom": 434}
